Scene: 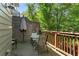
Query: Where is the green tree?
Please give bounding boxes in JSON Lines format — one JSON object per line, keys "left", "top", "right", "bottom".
{"left": 23, "top": 3, "right": 79, "bottom": 32}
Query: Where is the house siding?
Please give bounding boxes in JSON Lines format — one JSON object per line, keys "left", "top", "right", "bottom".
{"left": 0, "top": 3, "right": 12, "bottom": 56}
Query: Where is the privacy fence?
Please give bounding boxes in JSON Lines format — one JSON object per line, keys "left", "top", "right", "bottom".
{"left": 12, "top": 16, "right": 40, "bottom": 42}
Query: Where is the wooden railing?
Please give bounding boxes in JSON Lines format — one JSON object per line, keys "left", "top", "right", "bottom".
{"left": 43, "top": 31, "right": 79, "bottom": 56}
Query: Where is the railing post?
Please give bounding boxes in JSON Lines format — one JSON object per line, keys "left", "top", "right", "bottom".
{"left": 55, "top": 32, "right": 57, "bottom": 47}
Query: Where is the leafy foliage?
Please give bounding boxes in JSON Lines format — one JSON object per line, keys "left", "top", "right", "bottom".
{"left": 22, "top": 3, "right": 79, "bottom": 32}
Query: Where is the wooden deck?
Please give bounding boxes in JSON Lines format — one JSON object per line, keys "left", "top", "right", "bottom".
{"left": 11, "top": 40, "right": 38, "bottom": 56}
{"left": 10, "top": 31, "right": 79, "bottom": 56}
{"left": 11, "top": 39, "right": 59, "bottom": 56}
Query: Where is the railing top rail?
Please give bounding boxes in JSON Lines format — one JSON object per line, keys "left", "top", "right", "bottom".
{"left": 42, "top": 30, "right": 79, "bottom": 38}
{"left": 43, "top": 30, "right": 79, "bottom": 34}
{"left": 57, "top": 34, "right": 79, "bottom": 38}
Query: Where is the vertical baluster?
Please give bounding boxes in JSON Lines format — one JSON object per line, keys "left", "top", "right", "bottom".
{"left": 59, "top": 35, "right": 62, "bottom": 49}
{"left": 59, "top": 35, "right": 61, "bottom": 49}
{"left": 68, "top": 37, "right": 69, "bottom": 53}
{"left": 61, "top": 36, "right": 63, "bottom": 50}
{"left": 51, "top": 34, "right": 52, "bottom": 45}
{"left": 55, "top": 33, "right": 57, "bottom": 47}
{"left": 52, "top": 33, "right": 55, "bottom": 45}
{"left": 67, "top": 36, "right": 68, "bottom": 53}
{"left": 51, "top": 33, "right": 53, "bottom": 45}
{"left": 71, "top": 38, "right": 73, "bottom": 55}
{"left": 51, "top": 33, "right": 54, "bottom": 45}
{"left": 58, "top": 35, "right": 59, "bottom": 48}
{"left": 65, "top": 36, "right": 67, "bottom": 52}
{"left": 73, "top": 37, "right": 75, "bottom": 56}
{"left": 52, "top": 33, "right": 54, "bottom": 45}
{"left": 60, "top": 35, "right": 62, "bottom": 49}
{"left": 60, "top": 36, "right": 62, "bottom": 49}
{"left": 56, "top": 35, "right": 59, "bottom": 48}
{"left": 49, "top": 33, "right": 50, "bottom": 43}
{"left": 69, "top": 36, "right": 72, "bottom": 55}
{"left": 50, "top": 34, "right": 52, "bottom": 44}
{"left": 48, "top": 34, "right": 50, "bottom": 43}
{"left": 75, "top": 37, "right": 78, "bottom": 56}
{"left": 58, "top": 35, "right": 60, "bottom": 48}
{"left": 48, "top": 33, "right": 49, "bottom": 43}
{"left": 56, "top": 35, "right": 57, "bottom": 47}
{"left": 64, "top": 36, "right": 65, "bottom": 51}
{"left": 50, "top": 34, "right": 51, "bottom": 44}
{"left": 62, "top": 36, "right": 64, "bottom": 50}
{"left": 50, "top": 33, "right": 51, "bottom": 44}
{"left": 77, "top": 38, "right": 79, "bottom": 56}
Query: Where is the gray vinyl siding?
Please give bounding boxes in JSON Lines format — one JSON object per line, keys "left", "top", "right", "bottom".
{"left": 0, "top": 3, "right": 12, "bottom": 56}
